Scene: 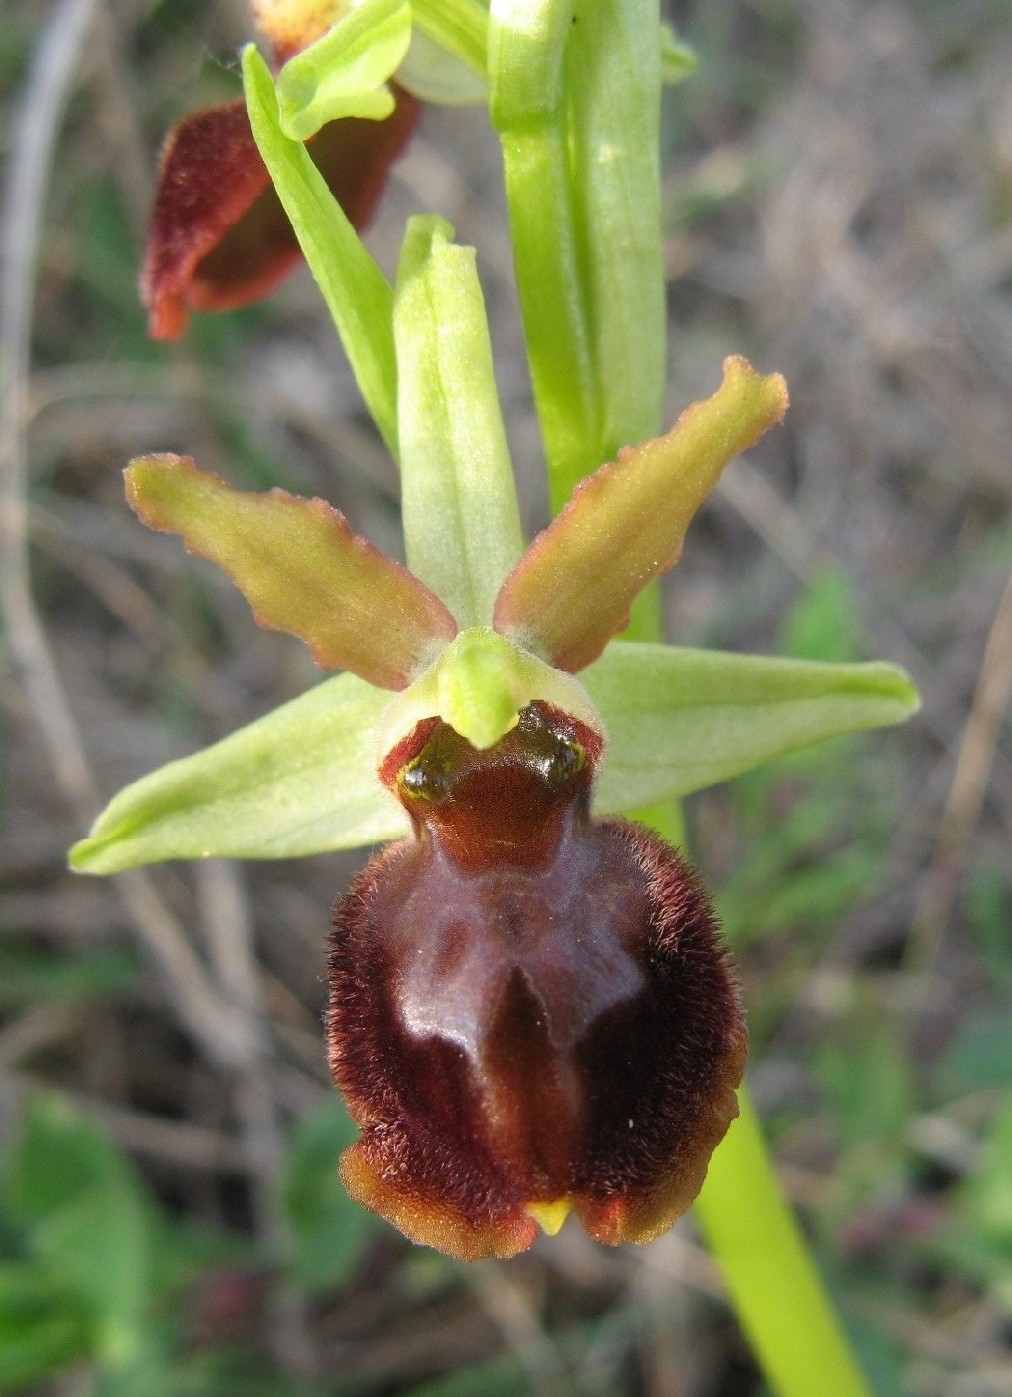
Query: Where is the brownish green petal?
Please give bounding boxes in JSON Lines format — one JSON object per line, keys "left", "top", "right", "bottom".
{"left": 125, "top": 455, "right": 456, "bottom": 689}
{"left": 493, "top": 356, "right": 789, "bottom": 672}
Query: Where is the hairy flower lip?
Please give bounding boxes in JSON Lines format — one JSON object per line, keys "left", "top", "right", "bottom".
{"left": 328, "top": 701, "right": 747, "bottom": 1259}
{"left": 142, "top": 71, "right": 419, "bottom": 339}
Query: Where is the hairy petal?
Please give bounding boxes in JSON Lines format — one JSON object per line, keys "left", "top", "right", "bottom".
{"left": 494, "top": 356, "right": 788, "bottom": 671}
{"left": 126, "top": 455, "right": 456, "bottom": 687}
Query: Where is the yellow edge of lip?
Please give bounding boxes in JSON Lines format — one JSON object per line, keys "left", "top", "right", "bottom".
{"left": 525, "top": 1198, "right": 572, "bottom": 1236}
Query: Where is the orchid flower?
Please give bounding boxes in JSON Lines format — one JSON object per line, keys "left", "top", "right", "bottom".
{"left": 142, "top": 0, "right": 463, "bottom": 338}
{"left": 73, "top": 2, "right": 917, "bottom": 1390}
{"left": 71, "top": 336, "right": 912, "bottom": 1257}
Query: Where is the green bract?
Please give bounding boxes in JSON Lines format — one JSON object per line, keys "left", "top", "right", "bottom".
{"left": 244, "top": 46, "right": 399, "bottom": 456}
{"left": 275, "top": 0, "right": 412, "bottom": 139}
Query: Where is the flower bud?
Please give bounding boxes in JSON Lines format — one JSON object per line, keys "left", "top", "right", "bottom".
{"left": 327, "top": 701, "right": 746, "bottom": 1259}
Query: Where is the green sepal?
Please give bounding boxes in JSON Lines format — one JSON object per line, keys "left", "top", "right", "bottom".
{"left": 275, "top": 0, "right": 412, "bottom": 141}
{"left": 69, "top": 674, "right": 407, "bottom": 875}
{"left": 394, "top": 215, "right": 525, "bottom": 628}
{"left": 583, "top": 641, "right": 920, "bottom": 815}
{"left": 242, "top": 44, "right": 399, "bottom": 458}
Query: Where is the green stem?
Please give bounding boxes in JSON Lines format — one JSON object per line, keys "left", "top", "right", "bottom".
{"left": 498, "top": 124, "right": 600, "bottom": 510}
{"left": 565, "top": 0, "right": 666, "bottom": 458}
{"left": 564, "top": 9, "right": 873, "bottom": 1376}
{"left": 488, "top": 0, "right": 602, "bottom": 508}
{"left": 694, "top": 1088, "right": 873, "bottom": 1397}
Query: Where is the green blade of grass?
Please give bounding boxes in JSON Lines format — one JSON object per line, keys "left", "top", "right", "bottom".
{"left": 695, "top": 1088, "right": 873, "bottom": 1397}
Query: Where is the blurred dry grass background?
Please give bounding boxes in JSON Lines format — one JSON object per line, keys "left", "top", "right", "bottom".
{"left": 2, "top": 0, "right": 1011, "bottom": 1393}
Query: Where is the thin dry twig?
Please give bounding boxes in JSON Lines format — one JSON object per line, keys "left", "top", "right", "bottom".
{"left": 195, "top": 860, "right": 318, "bottom": 1375}
{"left": 908, "top": 568, "right": 1012, "bottom": 976}
{"left": 0, "top": 0, "right": 101, "bottom": 818}
{"left": 0, "top": 0, "right": 257, "bottom": 1072}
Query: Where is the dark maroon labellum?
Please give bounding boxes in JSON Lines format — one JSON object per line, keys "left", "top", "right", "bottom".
{"left": 327, "top": 701, "right": 747, "bottom": 1259}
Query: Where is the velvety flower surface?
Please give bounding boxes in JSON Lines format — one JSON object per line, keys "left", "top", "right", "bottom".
{"left": 328, "top": 701, "right": 747, "bottom": 1260}
{"left": 142, "top": 13, "right": 418, "bottom": 339}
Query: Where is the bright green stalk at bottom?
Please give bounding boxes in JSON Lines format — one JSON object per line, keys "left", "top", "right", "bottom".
{"left": 695, "top": 1089, "right": 872, "bottom": 1397}
{"left": 629, "top": 584, "right": 872, "bottom": 1397}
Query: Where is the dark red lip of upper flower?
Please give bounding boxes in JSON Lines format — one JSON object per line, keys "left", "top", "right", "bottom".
{"left": 141, "top": 84, "right": 420, "bottom": 340}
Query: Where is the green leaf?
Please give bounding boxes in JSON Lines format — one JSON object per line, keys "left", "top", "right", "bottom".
{"left": 12, "top": 1096, "right": 122, "bottom": 1222}
{"left": 494, "top": 358, "right": 789, "bottom": 671}
{"left": 275, "top": 0, "right": 412, "bottom": 140}
{"left": 0, "top": 1269, "right": 90, "bottom": 1392}
{"left": 35, "top": 1179, "right": 151, "bottom": 1363}
{"left": 125, "top": 454, "right": 456, "bottom": 688}
{"left": 242, "top": 44, "right": 399, "bottom": 457}
{"left": 69, "top": 673, "right": 407, "bottom": 874}
{"left": 394, "top": 216, "right": 525, "bottom": 628}
{"left": 0, "top": 941, "right": 140, "bottom": 1005}
{"left": 10, "top": 1099, "right": 153, "bottom": 1365}
{"left": 816, "top": 1021, "right": 915, "bottom": 1149}
{"left": 582, "top": 641, "right": 920, "bottom": 814}
{"left": 780, "top": 565, "right": 861, "bottom": 664}
{"left": 282, "top": 1098, "right": 374, "bottom": 1293}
